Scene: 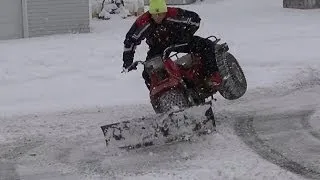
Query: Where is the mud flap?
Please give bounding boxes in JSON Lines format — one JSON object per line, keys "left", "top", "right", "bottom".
{"left": 100, "top": 105, "right": 216, "bottom": 150}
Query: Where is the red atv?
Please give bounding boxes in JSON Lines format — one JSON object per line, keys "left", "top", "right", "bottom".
{"left": 126, "top": 36, "right": 247, "bottom": 114}
{"left": 100, "top": 36, "right": 247, "bottom": 149}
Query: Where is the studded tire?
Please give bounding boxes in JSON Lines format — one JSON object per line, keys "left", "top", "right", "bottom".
{"left": 151, "top": 89, "right": 189, "bottom": 114}
{"left": 216, "top": 52, "right": 247, "bottom": 100}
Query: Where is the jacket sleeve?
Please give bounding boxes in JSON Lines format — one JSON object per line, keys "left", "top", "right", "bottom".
{"left": 167, "top": 8, "right": 201, "bottom": 40}
{"left": 122, "top": 17, "right": 150, "bottom": 67}
{"left": 177, "top": 8, "right": 201, "bottom": 35}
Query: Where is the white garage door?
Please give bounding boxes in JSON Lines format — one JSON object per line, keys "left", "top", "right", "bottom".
{"left": 0, "top": 0, "right": 23, "bottom": 40}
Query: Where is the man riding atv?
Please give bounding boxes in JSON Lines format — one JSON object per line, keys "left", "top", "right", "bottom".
{"left": 122, "top": 0, "right": 222, "bottom": 90}
{"left": 100, "top": 0, "right": 247, "bottom": 149}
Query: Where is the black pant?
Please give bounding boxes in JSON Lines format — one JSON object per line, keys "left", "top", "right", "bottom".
{"left": 142, "top": 36, "right": 218, "bottom": 89}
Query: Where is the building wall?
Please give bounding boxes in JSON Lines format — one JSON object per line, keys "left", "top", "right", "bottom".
{"left": 0, "top": 0, "right": 23, "bottom": 40}
{"left": 26, "top": 0, "right": 90, "bottom": 37}
{"left": 283, "top": 0, "right": 320, "bottom": 9}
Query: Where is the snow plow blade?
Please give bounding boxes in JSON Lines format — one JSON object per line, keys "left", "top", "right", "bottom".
{"left": 100, "top": 105, "right": 216, "bottom": 150}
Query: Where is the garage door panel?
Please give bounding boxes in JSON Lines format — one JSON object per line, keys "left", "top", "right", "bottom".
{"left": 0, "top": 0, "right": 23, "bottom": 40}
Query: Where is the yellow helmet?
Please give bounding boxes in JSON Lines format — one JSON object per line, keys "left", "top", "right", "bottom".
{"left": 149, "top": 0, "right": 168, "bottom": 14}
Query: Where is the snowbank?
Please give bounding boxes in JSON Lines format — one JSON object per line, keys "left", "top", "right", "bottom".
{"left": 91, "top": 0, "right": 144, "bottom": 19}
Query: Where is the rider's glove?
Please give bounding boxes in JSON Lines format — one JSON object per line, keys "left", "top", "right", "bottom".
{"left": 122, "top": 51, "right": 134, "bottom": 69}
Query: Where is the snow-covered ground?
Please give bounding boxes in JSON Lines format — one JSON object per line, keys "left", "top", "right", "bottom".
{"left": 1, "top": 0, "right": 320, "bottom": 179}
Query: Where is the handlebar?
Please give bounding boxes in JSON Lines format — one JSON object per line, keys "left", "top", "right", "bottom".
{"left": 121, "top": 60, "right": 145, "bottom": 73}
{"left": 162, "top": 43, "right": 189, "bottom": 60}
{"left": 122, "top": 43, "right": 190, "bottom": 73}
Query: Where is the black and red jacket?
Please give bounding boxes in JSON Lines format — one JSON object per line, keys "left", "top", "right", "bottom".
{"left": 123, "top": 7, "right": 201, "bottom": 65}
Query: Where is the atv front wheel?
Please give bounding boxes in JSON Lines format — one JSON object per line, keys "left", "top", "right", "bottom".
{"left": 151, "top": 89, "right": 189, "bottom": 114}
{"left": 216, "top": 52, "right": 247, "bottom": 100}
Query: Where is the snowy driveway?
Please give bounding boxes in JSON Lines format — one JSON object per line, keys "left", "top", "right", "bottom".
{"left": 1, "top": 0, "right": 320, "bottom": 179}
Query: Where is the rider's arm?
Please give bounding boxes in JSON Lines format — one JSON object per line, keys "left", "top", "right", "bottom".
{"left": 122, "top": 13, "right": 151, "bottom": 68}
{"left": 166, "top": 7, "right": 201, "bottom": 37}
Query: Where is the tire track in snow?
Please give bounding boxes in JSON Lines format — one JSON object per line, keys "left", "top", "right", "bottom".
{"left": 0, "top": 161, "right": 20, "bottom": 180}
{"left": 0, "top": 137, "right": 44, "bottom": 180}
{"left": 235, "top": 111, "right": 320, "bottom": 180}
{"left": 300, "top": 114, "right": 320, "bottom": 141}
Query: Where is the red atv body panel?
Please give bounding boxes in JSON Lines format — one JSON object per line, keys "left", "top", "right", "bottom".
{"left": 149, "top": 54, "right": 206, "bottom": 101}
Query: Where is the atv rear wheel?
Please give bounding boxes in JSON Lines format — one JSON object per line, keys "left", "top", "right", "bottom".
{"left": 216, "top": 52, "right": 247, "bottom": 100}
{"left": 151, "top": 89, "right": 189, "bottom": 114}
